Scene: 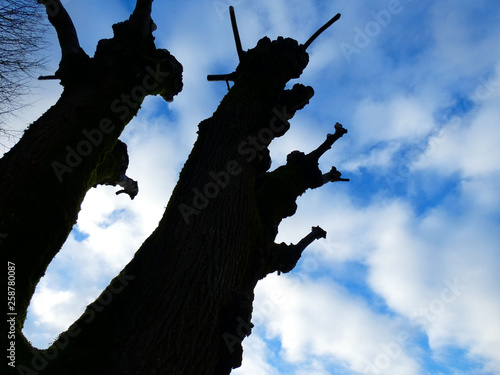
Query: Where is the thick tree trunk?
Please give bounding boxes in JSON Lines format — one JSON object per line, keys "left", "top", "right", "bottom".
{"left": 36, "top": 37, "right": 340, "bottom": 375}
{"left": 1, "top": 69, "right": 176, "bottom": 304}
{"left": 1, "top": 2, "right": 183, "bottom": 372}
{"left": 2, "top": 3, "right": 347, "bottom": 375}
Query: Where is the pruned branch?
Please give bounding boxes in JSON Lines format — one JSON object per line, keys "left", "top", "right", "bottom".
{"left": 94, "top": 140, "right": 139, "bottom": 199}
{"left": 38, "top": 0, "right": 82, "bottom": 58}
{"left": 322, "top": 166, "right": 349, "bottom": 184}
{"left": 130, "top": 0, "right": 155, "bottom": 38}
{"left": 229, "top": 6, "right": 244, "bottom": 62}
{"left": 303, "top": 13, "right": 341, "bottom": 50}
{"left": 206, "top": 6, "right": 244, "bottom": 87}
{"left": 115, "top": 175, "right": 139, "bottom": 199}
{"left": 37, "top": 0, "right": 89, "bottom": 83}
{"left": 256, "top": 123, "right": 348, "bottom": 244}
{"left": 272, "top": 226, "right": 327, "bottom": 274}
{"left": 308, "top": 122, "right": 348, "bottom": 160}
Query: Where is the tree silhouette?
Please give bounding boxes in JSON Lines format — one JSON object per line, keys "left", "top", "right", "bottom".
{"left": 1, "top": 1, "right": 347, "bottom": 374}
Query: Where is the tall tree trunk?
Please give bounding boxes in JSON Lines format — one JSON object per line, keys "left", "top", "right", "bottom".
{"left": 2, "top": 3, "right": 347, "bottom": 375}
{"left": 1, "top": 0, "right": 183, "bottom": 371}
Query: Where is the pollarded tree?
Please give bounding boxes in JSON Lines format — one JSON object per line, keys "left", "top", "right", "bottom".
{"left": 1, "top": 1, "right": 348, "bottom": 374}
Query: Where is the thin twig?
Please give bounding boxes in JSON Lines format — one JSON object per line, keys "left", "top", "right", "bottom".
{"left": 303, "top": 13, "right": 341, "bottom": 50}
{"left": 229, "top": 6, "right": 244, "bottom": 62}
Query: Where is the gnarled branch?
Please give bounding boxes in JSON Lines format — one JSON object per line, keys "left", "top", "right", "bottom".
{"left": 309, "top": 122, "right": 348, "bottom": 160}
{"left": 256, "top": 122, "right": 348, "bottom": 245}
{"left": 37, "top": 0, "right": 89, "bottom": 83}
{"left": 272, "top": 226, "right": 327, "bottom": 275}
{"left": 94, "top": 140, "right": 139, "bottom": 199}
{"left": 130, "top": 0, "right": 155, "bottom": 38}
{"left": 38, "top": 0, "right": 81, "bottom": 56}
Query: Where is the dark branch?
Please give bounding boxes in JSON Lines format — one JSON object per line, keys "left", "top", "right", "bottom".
{"left": 207, "top": 71, "right": 238, "bottom": 82}
{"left": 292, "top": 226, "right": 327, "bottom": 254}
{"left": 130, "top": 0, "right": 155, "bottom": 38}
{"left": 38, "top": 0, "right": 89, "bottom": 83}
{"left": 256, "top": 122, "right": 348, "bottom": 239}
{"left": 273, "top": 226, "right": 327, "bottom": 274}
{"left": 229, "top": 6, "right": 244, "bottom": 62}
{"left": 94, "top": 140, "right": 139, "bottom": 200}
{"left": 279, "top": 84, "right": 315, "bottom": 113}
{"left": 38, "top": 0, "right": 82, "bottom": 58}
{"left": 206, "top": 6, "right": 246, "bottom": 86}
{"left": 308, "top": 122, "right": 347, "bottom": 161}
{"left": 303, "top": 13, "right": 341, "bottom": 50}
{"left": 115, "top": 175, "right": 139, "bottom": 199}
{"left": 322, "top": 166, "right": 349, "bottom": 184}
{"left": 38, "top": 75, "right": 58, "bottom": 80}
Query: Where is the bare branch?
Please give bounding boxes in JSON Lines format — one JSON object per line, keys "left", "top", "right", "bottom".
{"left": 308, "top": 122, "right": 348, "bottom": 161}
{"left": 322, "top": 166, "right": 349, "bottom": 184}
{"left": 273, "top": 226, "right": 327, "bottom": 274}
{"left": 94, "top": 140, "right": 139, "bottom": 199}
{"left": 229, "top": 6, "right": 244, "bottom": 62}
{"left": 256, "top": 122, "right": 348, "bottom": 240}
{"left": 303, "top": 13, "right": 341, "bottom": 50}
{"left": 130, "top": 0, "right": 155, "bottom": 38}
{"left": 0, "top": 0, "right": 48, "bottom": 128}
{"left": 38, "top": 0, "right": 82, "bottom": 58}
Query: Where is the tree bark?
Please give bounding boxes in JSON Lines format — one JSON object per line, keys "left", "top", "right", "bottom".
{"left": 2, "top": 4, "right": 346, "bottom": 375}
{"left": 1, "top": 2, "right": 182, "bottom": 371}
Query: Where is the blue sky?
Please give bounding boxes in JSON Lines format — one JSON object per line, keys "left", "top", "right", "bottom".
{"left": 5, "top": 0, "right": 500, "bottom": 374}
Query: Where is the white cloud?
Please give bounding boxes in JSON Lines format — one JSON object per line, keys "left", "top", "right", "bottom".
{"left": 25, "top": 276, "right": 97, "bottom": 348}
{"left": 414, "top": 81, "right": 500, "bottom": 178}
{"left": 365, "top": 188, "right": 500, "bottom": 373}
{"left": 429, "top": 2, "right": 500, "bottom": 79}
{"left": 232, "top": 334, "right": 279, "bottom": 375}
{"left": 294, "top": 360, "right": 331, "bottom": 375}
{"left": 342, "top": 141, "right": 401, "bottom": 172}
{"left": 252, "top": 274, "right": 421, "bottom": 375}
{"left": 352, "top": 96, "right": 436, "bottom": 146}
{"left": 266, "top": 175, "right": 500, "bottom": 374}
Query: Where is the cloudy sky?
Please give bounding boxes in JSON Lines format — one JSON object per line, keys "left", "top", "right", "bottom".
{"left": 5, "top": 0, "right": 500, "bottom": 374}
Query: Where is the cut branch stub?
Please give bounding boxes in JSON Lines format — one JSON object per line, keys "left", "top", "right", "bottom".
{"left": 38, "top": 0, "right": 90, "bottom": 84}
{"left": 94, "top": 140, "right": 139, "bottom": 199}
{"left": 256, "top": 122, "right": 349, "bottom": 250}
{"left": 207, "top": 6, "right": 245, "bottom": 85}
{"left": 272, "top": 226, "right": 327, "bottom": 275}
{"left": 130, "top": 0, "right": 155, "bottom": 38}
{"left": 229, "top": 6, "right": 245, "bottom": 62}
{"left": 207, "top": 8, "right": 341, "bottom": 88}
{"left": 308, "top": 122, "right": 348, "bottom": 161}
{"left": 303, "top": 13, "right": 341, "bottom": 50}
